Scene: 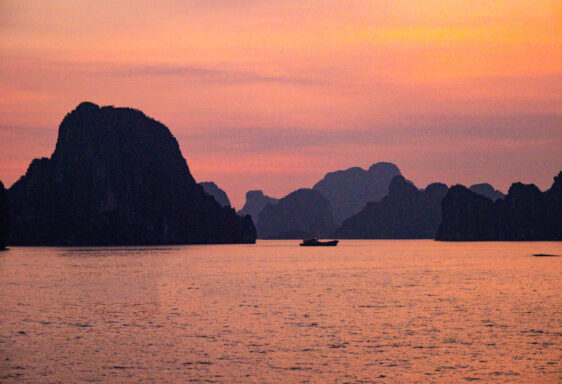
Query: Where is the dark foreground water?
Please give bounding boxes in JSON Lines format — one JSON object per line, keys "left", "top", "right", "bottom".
{"left": 0, "top": 240, "right": 560, "bottom": 383}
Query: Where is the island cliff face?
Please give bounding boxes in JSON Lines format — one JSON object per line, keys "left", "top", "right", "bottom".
{"left": 8, "top": 102, "right": 256, "bottom": 245}
{"left": 257, "top": 189, "right": 335, "bottom": 239}
{"left": 199, "top": 182, "right": 231, "bottom": 207}
{"left": 334, "top": 176, "right": 448, "bottom": 239}
{"left": 313, "top": 162, "right": 402, "bottom": 225}
{"left": 0, "top": 181, "right": 8, "bottom": 249}
{"left": 238, "top": 190, "right": 278, "bottom": 224}
{"left": 436, "top": 172, "right": 561, "bottom": 241}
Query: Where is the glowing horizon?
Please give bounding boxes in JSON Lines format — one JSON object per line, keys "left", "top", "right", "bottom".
{"left": 1, "top": 1, "right": 560, "bottom": 208}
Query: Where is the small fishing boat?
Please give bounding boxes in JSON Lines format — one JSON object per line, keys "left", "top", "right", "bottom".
{"left": 299, "top": 238, "right": 339, "bottom": 247}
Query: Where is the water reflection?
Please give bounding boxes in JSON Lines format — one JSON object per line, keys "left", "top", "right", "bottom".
{"left": 0, "top": 240, "right": 560, "bottom": 383}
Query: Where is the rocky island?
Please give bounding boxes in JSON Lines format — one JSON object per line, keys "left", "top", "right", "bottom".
{"left": 313, "top": 162, "right": 402, "bottom": 225}
{"left": 238, "top": 190, "right": 279, "bottom": 225}
{"left": 199, "top": 181, "right": 231, "bottom": 207}
{"left": 257, "top": 188, "right": 335, "bottom": 239}
{"left": 469, "top": 183, "right": 505, "bottom": 201}
{"left": 334, "top": 175, "right": 448, "bottom": 239}
{"left": 8, "top": 102, "right": 256, "bottom": 245}
{"left": 437, "top": 171, "right": 561, "bottom": 241}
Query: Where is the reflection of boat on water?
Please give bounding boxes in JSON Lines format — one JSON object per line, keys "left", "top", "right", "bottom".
{"left": 299, "top": 238, "right": 339, "bottom": 247}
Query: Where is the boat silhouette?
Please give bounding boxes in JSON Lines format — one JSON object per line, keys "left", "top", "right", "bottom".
{"left": 299, "top": 238, "right": 339, "bottom": 247}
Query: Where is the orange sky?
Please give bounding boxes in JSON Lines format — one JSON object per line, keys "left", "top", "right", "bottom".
{"left": 1, "top": 0, "right": 561, "bottom": 208}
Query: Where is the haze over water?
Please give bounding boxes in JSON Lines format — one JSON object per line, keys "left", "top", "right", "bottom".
{"left": 1, "top": 240, "right": 560, "bottom": 383}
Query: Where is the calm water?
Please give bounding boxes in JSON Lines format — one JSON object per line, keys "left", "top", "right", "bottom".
{"left": 0, "top": 240, "right": 560, "bottom": 383}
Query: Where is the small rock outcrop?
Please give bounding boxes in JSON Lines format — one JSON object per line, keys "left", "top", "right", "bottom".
{"left": 0, "top": 181, "right": 8, "bottom": 249}
{"left": 436, "top": 171, "right": 561, "bottom": 241}
{"left": 334, "top": 176, "right": 448, "bottom": 239}
{"left": 257, "top": 189, "right": 335, "bottom": 239}
{"left": 8, "top": 102, "right": 256, "bottom": 245}
{"left": 237, "top": 190, "right": 279, "bottom": 224}
{"left": 199, "top": 182, "right": 231, "bottom": 207}
{"left": 313, "top": 162, "right": 402, "bottom": 224}
{"left": 469, "top": 183, "right": 505, "bottom": 201}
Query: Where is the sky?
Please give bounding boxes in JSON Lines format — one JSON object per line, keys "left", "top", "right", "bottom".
{"left": 1, "top": 0, "right": 561, "bottom": 208}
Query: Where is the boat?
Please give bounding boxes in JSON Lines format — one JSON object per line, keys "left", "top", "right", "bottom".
{"left": 299, "top": 238, "right": 339, "bottom": 247}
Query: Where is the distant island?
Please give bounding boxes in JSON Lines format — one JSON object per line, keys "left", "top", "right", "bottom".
{"left": 239, "top": 162, "right": 515, "bottom": 240}
{"left": 437, "top": 171, "right": 561, "bottom": 241}
{"left": 199, "top": 181, "right": 231, "bottom": 207}
{"left": 468, "top": 183, "right": 505, "bottom": 201}
{"left": 7, "top": 102, "right": 256, "bottom": 246}
{"left": 334, "top": 176, "right": 448, "bottom": 239}
{"left": 313, "top": 162, "right": 402, "bottom": 224}
{"left": 238, "top": 190, "right": 279, "bottom": 225}
{"left": 240, "top": 162, "right": 403, "bottom": 238}
{"left": 257, "top": 189, "right": 335, "bottom": 239}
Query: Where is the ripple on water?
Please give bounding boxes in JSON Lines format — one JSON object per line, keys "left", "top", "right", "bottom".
{"left": 1, "top": 241, "right": 561, "bottom": 383}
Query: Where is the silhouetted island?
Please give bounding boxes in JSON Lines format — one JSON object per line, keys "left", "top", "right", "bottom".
{"left": 0, "top": 181, "right": 8, "bottom": 249}
{"left": 8, "top": 102, "right": 256, "bottom": 245}
{"left": 257, "top": 188, "right": 335, "bottom": 239}
{"left": 334, "top": 176, "right": 448, "bottom": 239}
{"left": 313, "top": 162, "right": 402, "bottom": 224}
{"left": 469, "top": 183, "right": 505, "bottom": 201}
{"left": 436, "top": 171, "right": 561, "bottom": 241}
{"left": 199, "top": 181, "right": 231, "bottom": 207}
{"left": 237, "top": 190, "right": 279, "bottom": 224}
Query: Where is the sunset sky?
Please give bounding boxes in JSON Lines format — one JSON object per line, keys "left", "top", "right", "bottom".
{"left": 1, "top": 1, "right": 561, "bottom": 208}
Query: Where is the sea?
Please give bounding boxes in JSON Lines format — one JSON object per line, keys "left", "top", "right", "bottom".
{"left": 0, "top": 240, "right": 560, "bottom": 383}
